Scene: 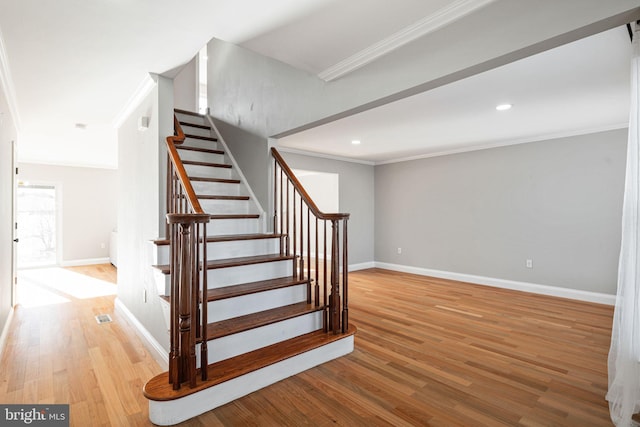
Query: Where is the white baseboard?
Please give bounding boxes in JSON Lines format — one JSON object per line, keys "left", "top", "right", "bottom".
{"left": 374, "top": 262, "right": 616, "bottom": 305}
{"left": 114, "top": 298, "right": 169, "bottom": 369}
{"left": 0, "top": 307, "right": 15, "bottom": 359}
{"left": 349, "top": 261, "right": 375, "bottom": 271}
{"left": 61, "top": 257, "right": 111, "bottom": 267}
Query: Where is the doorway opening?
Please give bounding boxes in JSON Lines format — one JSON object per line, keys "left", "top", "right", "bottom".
{"left": 17, "top": 183, "right": 58, "bottom": 268}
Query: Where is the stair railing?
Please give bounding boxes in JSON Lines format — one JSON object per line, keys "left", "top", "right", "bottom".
{"left": 271, "top": 147, "right": 350, "bottom": 334}
{"left": 166, "top": 115, "right": 209, "bottom": 389}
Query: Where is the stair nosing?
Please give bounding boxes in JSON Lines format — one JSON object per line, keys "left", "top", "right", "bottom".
{"left": 190, "top": 177, "right": 241, "bottom": 184}
{"left": 205, "top": 302, "right": 323, "bottom": 341}
{"left": 183, "top": 160, "right": 232, "bottom": 169}
{"left": 176, "top": 146, "right": 224, "bottom": 155}
{"left": 179, "top": 121, "right": 211, "bottom": 130}
{"left": 206, "top": 276, "right": 309, "bottom": 302}
{"left": 152, "top": 233, "right": 283, "bottom": 246}
{"left": 153, "top": 253, "right": 293, "bottom": 274}
{"left": 198, "top": 195, "right": 250, "bottom": 201}
{"left": 184, "top": 134, "right": 217, "bottom": 142}
{"left": 174, "top": 108, "right": 204, "bottom": 117}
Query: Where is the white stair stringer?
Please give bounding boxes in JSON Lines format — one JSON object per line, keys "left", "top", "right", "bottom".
{"left": 148, "top": 334, "right": 354, "bottom": 426}
{"left": 149, "top": 335, "right": 354, "bottom": 426}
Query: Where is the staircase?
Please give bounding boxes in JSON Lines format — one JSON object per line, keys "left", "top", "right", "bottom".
{"left": 143, "top": 109, "right": 355, "bottom": 426}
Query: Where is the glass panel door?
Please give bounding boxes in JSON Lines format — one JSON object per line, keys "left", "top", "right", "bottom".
{"left": 17, "top": 184, "right": 57, "bottom": 268}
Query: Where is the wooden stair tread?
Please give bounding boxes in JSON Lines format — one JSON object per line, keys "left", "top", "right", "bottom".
{"left": 206, "top": 276, "right": 309, "bottom": 302}
{"left": 152, "top": 233, "right": 283, "bottom": 246}
{"left": 184, "top": 134, "right": 217, "bottom": 142}
{"left": 174, "top": 108, "right": 204, "bottom": 117}
{"left": 154, "top": 254, "right": 293, "bottom": 274}
{"left": 143, "top": 325, "right": 357, "bottom": 401}
{"left": 190, "top": 176, "right": 240, "bottom": 184}
{"left": 197, "top": 195, "right": 250, "bottom": 200}
{"left": 176, "top": 146, "right": 224, "bottom": 155}
{"left": 179, "top": 121, "right": 211, "bottom": 130}
{"left": 206, "top": 254, "right": 294, "bottom": 269}
{"left": 206, "top": 302, "right": 323, "bottom": 340}
{"left": 182, "top": 160, "right": 231, "bottom": 168}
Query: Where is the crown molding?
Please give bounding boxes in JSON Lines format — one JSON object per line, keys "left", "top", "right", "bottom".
{"left": 317, "top": 0, "right": 497, "bottom": 82}
{"left": 276, "top": 145, "right": 375, "bottom": 166}
{"left": 0, "top": 26, "right": 22, "bottom": 131}
{"left": 112, "top": 73, "right": 158, "bottom": 129}
{"left": 375, "top": 122, "right": 629, "bottom": 165}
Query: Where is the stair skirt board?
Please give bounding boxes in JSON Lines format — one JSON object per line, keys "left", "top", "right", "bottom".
{"left": 205, "top": 284, "right": 307, "bottom": 323}
{"left": 154, "top": 237, "right": 280, "bottom": 265}
{"left": 198, "top": 311, "right": 323, "bottom": 365}
{"left": 148, "top": 335, "right": 354, "bottom": 426}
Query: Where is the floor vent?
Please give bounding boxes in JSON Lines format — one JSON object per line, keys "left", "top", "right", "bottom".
{"left": 95, "top": 314, "right": 113, "bottom": 324}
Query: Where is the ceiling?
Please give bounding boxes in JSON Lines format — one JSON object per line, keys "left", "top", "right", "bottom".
{"left": 0, "top": 0, "right": 636, "bottom": 168}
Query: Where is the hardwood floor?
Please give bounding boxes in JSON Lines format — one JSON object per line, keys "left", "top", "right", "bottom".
{"left": 0, "top": 266, "right": 614, "bottom": 426}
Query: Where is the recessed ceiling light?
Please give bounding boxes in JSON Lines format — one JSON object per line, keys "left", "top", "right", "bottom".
{"left": 496, "top": 103, "right": 512, "bottom": 111}
{"left": 74, "top": 123, "right": 87, "bottom": 130}
{"left": 351, "top": 140, "right": 361, "bottom": 145}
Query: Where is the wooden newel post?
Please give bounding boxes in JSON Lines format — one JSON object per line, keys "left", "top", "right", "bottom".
{"left": 330, "top": 220, "right": 341, "bottom": 334}
{"left": 167, "top": 213, "right": 210, "bottom": 389}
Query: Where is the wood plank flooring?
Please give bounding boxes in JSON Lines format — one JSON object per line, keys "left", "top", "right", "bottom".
{"left": 0, "top": 266, "right": 614, "bottom": 426}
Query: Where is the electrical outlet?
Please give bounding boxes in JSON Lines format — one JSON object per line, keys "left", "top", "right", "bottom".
{"left": 100, "top": 242, "right": 106, "bottom": 249}
{"left": 397, "top": 247, "right": 402, "bottom": 254}
{"left": 526, "top": 259, "right": 533, "bottom": 268}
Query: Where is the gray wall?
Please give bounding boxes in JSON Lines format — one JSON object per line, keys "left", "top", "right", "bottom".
{"left": 173, "top": 56, "right": 197, "bottom": 112}
{"left": 279, "top": 151, "right": 374, "bottom": 266}
{"left": 117, "top": 76, "right": 173, "bottom": 352}
{"left": 0, "top": 84, "right": 17, "bottom": 342}
{"left": 17, "top": 163, "right": 117, "bottom": 263}
{"left": 375, "top": 129, "right": 627, "bottom": 294}
{"left": 213, "top": 119, "right": 270, "bottom": 211}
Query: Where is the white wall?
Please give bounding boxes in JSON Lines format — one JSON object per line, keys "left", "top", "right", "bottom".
{"left": 0, "top": 82, "right": 17, "bottom": 347}
{"left": 375, "top": 129, "right": 627, "bottom": 295}
{"left": 17, "top": 163, "right": 117, "bottom": 264}
{"left": 117, "top": 75, "right": 173, "bottom": 352}
{"left": 173, "top": 56, "right": 197, "bottom": 112}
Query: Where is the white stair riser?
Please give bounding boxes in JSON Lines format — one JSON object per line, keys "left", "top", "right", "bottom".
{"left": 197, "top": 311, "right": 322, "bottom": 365}
{"left": 148, "top": 335, "right": 354, "bottom": 426}
{"left": 208, "top": 218, "right": 260, "bottom": 235}
{"left": 154, "top": 268, "right": 171, "bottom": 296}
{"left": 206, "top": 284, "right": 307, "bottom": 323}
{"left": 207, "top": 260, "right": 292, "bottom": 288}
{"left": 191, "top": 181, "right": 242, "bottom": 196}
{"left": 199, "top": 198, "right": 253, "bottom": 214}
{"left": 181, "top": 137, "right": 219, "bottom": 150}
{"left": 177, "top": 149, "right": 225, "bottom": 164}
{"left": 154, "top": 237, "right": 280, "bottom": 265}
{"left": 181, "top": 125, "right": 211, "bottom": 138}
{"left": 175, "top": 113, "right": 207, "bottom": 126}
{"left": 184, "top": 164, "right": 233, "bottom": 179}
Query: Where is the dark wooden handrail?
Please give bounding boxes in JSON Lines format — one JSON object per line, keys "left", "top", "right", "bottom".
{"left": 167, "top": 117, "right": 204, "bottom": 214}
{"left": 271, "top": 147, "right": 350, "bottom": 335}
{"left": 165, "top": 113, "right": 210, "bottom": 390}
{"left": 270, "top": 148, "right": 349, "bottom": 221}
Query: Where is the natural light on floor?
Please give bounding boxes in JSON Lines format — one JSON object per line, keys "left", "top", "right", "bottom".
{"left": 17, "top": 267, "right": 117, "bottom": 307}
